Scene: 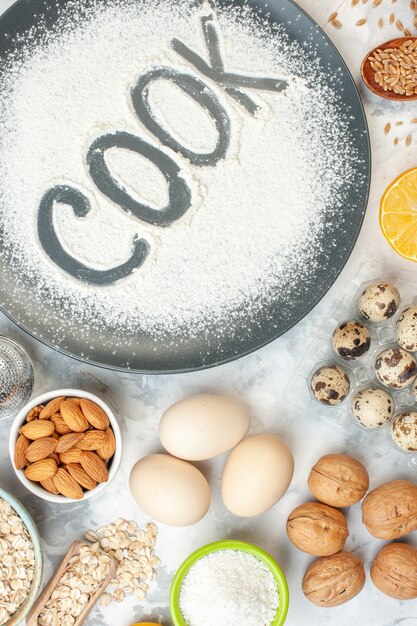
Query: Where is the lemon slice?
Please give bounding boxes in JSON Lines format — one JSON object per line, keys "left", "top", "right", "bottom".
{"left": 380, "top": 167, "right": 417, "bottom": 261}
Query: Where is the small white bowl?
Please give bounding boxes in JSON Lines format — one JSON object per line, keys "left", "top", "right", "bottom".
{"left": 9, "top": 388, "right": 122, "bottom": 504}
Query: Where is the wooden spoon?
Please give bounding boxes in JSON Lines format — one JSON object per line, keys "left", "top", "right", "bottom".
{"left": 361, "top": 36, "right": 417, "bottom": 100}
{"left": 26, "top": 540, "right": 117, "bottom": 626}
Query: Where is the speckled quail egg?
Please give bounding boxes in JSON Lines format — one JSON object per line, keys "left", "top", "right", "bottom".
{"left": 391, "top": 412, "right": 417, "bottom": 452}
{"left": 358, "top": 281, "right": 400, "bottom": 322}
{"left": 374, "top": 348, "right": 417, "bottom": 389}
{"left": 332, "top": 320, "right": 371, "bottom": 361}
{"left": 396, "top": 306, "right": 417, "bottom": 352}
{"left": 351, "top": 387, "right": 393, "bottom": 429}
{"left": 311, "top": 365, "right": 350, "bottom": 406}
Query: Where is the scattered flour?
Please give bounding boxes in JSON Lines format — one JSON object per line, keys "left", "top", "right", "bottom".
{"left": 179, "top": 549, "right": 279, "bottom": 626}
{"left": 0, "top": 0, "right": 363, "bottom": 348}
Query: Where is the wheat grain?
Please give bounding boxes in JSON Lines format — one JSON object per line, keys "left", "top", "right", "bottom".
{"left": 368, "top": 42, "right": 417, "bottom": 95}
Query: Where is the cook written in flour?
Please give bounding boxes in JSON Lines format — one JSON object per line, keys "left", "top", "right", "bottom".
{"left": 38, "top": 10, "right": 290, "bottom": 286}
{"left": 0, "top": 0, "right": 362, "bottom": 337}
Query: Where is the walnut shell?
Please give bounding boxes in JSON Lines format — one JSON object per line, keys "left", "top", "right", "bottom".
{"left": 371, "top": 543, "right": 417, "bottom": 599}
{"left": 302, "top": 550, "right": 365, "bottom": 607}
{"left": 286, "top": 502, "right": 349, "bottom": 556}
{"left": 308, "top": 454, "right": 369, "bottom": 507}
{"left": 361, "top": 480, "right": 417, "bottom": 539}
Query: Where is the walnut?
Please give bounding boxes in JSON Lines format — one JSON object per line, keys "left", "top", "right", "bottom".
{"left": 308, "top": 454, "right": 369, "bottom": 507}
{"left": 302, "top": 551, "right": 365, "bottom": 607}
{"left": 361, "top": 479, "right": 417, "bottom": 539}
{"left": 371, "top": 543, "right": 417, "bottom": 599}
{"left": 286, "top": 502, "right": 349, "bottom": 556}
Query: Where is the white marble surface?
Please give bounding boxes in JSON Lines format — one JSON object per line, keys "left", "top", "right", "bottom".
{"left": 1, "top": 0, "right": 417, "bottom": 625}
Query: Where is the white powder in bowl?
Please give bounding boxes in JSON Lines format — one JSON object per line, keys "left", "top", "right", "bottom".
{"left": 179, "top": 549, "right": 280, "bottom": 626}
{"left": 0, "top": 0, "right": 364, "bottom": 347}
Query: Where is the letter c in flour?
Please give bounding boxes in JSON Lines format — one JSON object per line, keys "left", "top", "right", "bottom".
{"left": 38, "top": 185, "right": 150, "bottom": 285}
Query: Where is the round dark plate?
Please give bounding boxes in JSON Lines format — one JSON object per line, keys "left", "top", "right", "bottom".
{"left": 0, "top": 0, "right": 370, "bottom": 373}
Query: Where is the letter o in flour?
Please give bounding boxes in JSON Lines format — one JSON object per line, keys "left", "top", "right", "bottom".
{"left": 131, "top": 66, "right": 231, "bottom": 166}
{"left": 87, "top": 131, "right": 192, "bottom": 227}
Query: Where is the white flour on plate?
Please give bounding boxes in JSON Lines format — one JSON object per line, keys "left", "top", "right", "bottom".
{"left": 0, "top": 0, "right": 360, "bottom": 338}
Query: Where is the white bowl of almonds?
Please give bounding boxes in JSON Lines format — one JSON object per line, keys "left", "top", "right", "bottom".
{"left": 9, "top": 389, "right": 122, "bottom": 503}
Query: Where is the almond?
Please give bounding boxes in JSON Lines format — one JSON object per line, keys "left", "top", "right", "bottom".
{"left": 80, "top": 450, "right": 108, "bottom": 483}
{"left": 53, "top": 468, "right": 84, "bottom": 499}
{"left": 80, "top": 399, "right": 110, "bottom": 430}
{"left": 59, "top": 448, "right": 82, "bottom": 464}
{"left": 97, "top": 427, "right": 116, "bottom": 460}
{"left": 20, "top": 419, "right": 55, "bottom": 440}
{"left": 40, "top": 477, "right": 59, "bottom": 494}
{"left": 51, "top": 413, "right": 72, "bottom": 435}
{"left": 39, "top": 396, "right": 66, "bottom": 419}
{"left": 24, "top": 458, "right": 58, "bottom": 481}
{"left": 67, "top": 463, "right": 97, "bottom": 490}
{"left": 26, "top": 437, "right": 57, "bottom": 463}
{"left": 26, "top": 405, "right": 43, "bottom": 422}
{"left": 60, "top": 400, "right": 89, "bottom": 432}
{"left": 69, "top": 397, "right": 81, "bottom": 405}
{"left": 48, "top": 452, "right": 60, "bottom": 464}
{"left": 14, "top": 434, "right": 29, "bottom": 470}
{"left": 76, "top": 430, "right": 107, "bottom": 451}
{"left": 55, "top": 432, "right": 84, "bottom": 454}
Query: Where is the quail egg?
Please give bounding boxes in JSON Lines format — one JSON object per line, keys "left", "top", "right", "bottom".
{"left": 358, "top": 281, "right": 400, "bottom": 322}
{"left": 351, "top": 387, "right": 393, "bottom": 429}
{"left": 396, "top": 306, "right": 417, "bottom": 352}
{"left": 391, "top": 412, "right": 417, "bottom": 452}
{"left": 374, "top": 348, "right": 417, "bottom": 389}
{"left": 311, "top": 365, "right": 350, "bottom": 406}
{"left": 332, "top": 320, "right": 371, "bottom": 361}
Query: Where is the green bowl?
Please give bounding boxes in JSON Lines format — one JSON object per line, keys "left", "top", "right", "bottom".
{"left": 170, "top": 540, "right": 289, "bottom": 626}
{"left": 0, "top": 487, "right": 43, "bottom": 626}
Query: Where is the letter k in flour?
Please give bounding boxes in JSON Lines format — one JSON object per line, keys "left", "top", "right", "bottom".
{"left": 171, "top": 12, "right": 289, "bottom": 115}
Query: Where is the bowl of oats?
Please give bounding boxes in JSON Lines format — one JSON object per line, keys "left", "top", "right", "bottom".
{"left": 0, "top": 487, "right": 43, "bottom": 626}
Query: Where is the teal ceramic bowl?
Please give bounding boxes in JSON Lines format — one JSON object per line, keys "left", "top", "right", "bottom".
{"left": 0, "top": 487, "right": 43, "bottom": 626}
{"left": 170, "top": 540, "right": 289, "bottom": 626}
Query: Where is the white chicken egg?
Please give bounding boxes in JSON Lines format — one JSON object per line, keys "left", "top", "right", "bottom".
{"left": 159, "top": 394, "right": 250, "bottom": 461}
{"left": 129, "top": 454, "right": 211, "bottom": 526}
{"left": 221, "top": 433, "right": 294, "bottom": 517}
